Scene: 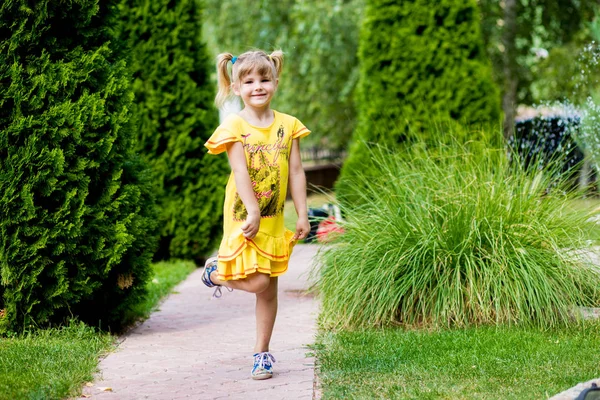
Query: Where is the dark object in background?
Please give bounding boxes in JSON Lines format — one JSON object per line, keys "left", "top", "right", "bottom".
{"left": 510, "top": 114, "right": 585, "bottom": 187}
{"left": 576, "top": 382, "right": 600, "bottom": 400}
{"left": 306, "top": 208, "right": 330, "bottom": 243}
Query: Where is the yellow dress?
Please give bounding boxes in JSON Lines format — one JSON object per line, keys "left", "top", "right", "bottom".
{"left": 205, "top": 110, "right": 310, "bottom": 281}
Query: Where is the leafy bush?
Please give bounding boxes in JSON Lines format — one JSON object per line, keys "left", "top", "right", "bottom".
{"left": 529, "top": 45, "right": 593, "bottom": 104}
{"left": 0, "top": 0, "right": 157, "bottom": 333}
{"left": 579, "top": 93, "right": 600, "bottom": 172}
{"left": 337, "top": 0, "right": 501, "bottom": 203}
{"left": 117, "top": 0, "right": 227, "bottom": 262}
{"left": 573, "top": 45, "right": 600, "bottom": 179}
{"left": 316, "top": 130, "right": 600, "bottom": 329}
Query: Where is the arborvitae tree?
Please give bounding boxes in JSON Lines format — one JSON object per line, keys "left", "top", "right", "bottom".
{"left": 117, "top": 0, "right": 227, "bottom": 262}
{"left": 0, "top": 0, "right": 158, "bottom": 333}
{"left": 337, "top": 0, "right": 501, "bottom": 202}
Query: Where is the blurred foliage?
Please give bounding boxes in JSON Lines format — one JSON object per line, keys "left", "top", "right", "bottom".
{"left": 578, "top": 92, "right": 600, "bottom": 171}
{"left": 203, "top": 0, "right": 363, "bottom": 149}
{"left": 278, "top": 0, "right": 362, "bottom": 149}
{"left": 589, "top": 5, "right": 600, "bottom": 42}
{"left": 528, "top": 6, "right": 600, "bottom": 105}
{"left": 478, "top": 0, "right": 599, "bottom": 105}
{"left": 529, "top": 44, "right": 587, "bottom": 104}
{"left": 203, "top": 0, "right": 293, "bottom": 53}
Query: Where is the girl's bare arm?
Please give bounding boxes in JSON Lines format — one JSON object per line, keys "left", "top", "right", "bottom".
{"left": 227, "top": 142, "right": 260, "bottom": 239}
{"left": 288, "top": 139, "right": 309, "bottom": 240}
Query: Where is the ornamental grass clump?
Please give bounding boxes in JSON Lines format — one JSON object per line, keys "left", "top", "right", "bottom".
{"left": 317, "top": 137, "right": 600, "bottom": 329}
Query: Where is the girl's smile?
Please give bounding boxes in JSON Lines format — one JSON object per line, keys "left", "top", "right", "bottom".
{"left": 234, "top": 71, "right": 278, "bottom": 110}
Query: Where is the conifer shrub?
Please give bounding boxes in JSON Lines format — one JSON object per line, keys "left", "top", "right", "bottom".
{"left": 316, "top": 126, "right": 600, "bottom": 329}
{"left": 0, "top": 0, "right": 157, "bottom": 333}
{"left": 117, "top": 0, "right": 228, "bottom": 262}
{"left": 337, "top": 0, "right": 501, "bottom": 204}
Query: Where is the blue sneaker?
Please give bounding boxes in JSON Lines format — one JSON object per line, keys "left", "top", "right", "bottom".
{"left": 251, "top": 352, "right": 276, "bottom": 380}
{"left": 201, "top": 257, "right": 231, "bottom": 298}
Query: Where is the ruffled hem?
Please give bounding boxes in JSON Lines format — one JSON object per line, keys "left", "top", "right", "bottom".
{"left": 216, "top": 247, "right": 290, "bottom": 281}
{"left": 292, "top": 126, "right": 311, "bottom": 139}
{"left": 204, "top": 123, "right": 241, "bottom": 155}
{"left": 216, "top": 230, "right": 296, "bottom": 281}
{"left": 204, "top": 136, "right": 241, "bottom": 154}
{"left": 218, "top": 230, "right": 296, "bottom": 262}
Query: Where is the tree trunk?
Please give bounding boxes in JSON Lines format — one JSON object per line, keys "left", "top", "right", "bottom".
{"left": 502, "top": 0, "right": 518, "bottom": 139}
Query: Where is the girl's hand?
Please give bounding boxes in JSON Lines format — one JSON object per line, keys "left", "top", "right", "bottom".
{"left": 241, "top": 212, "right": 260, "bottom": 239}
{"left": 293, "top": 216, "right": 310, "bottom": 241}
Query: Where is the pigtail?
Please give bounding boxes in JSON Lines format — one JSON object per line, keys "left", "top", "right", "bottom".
{"left": 269, "top": 50, "right": 284, "bottom": 77}
{"left": 215, "top": 53, "right": 234, "bottom": 107}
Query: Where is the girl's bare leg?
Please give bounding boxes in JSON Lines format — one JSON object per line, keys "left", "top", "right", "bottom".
{"left": 210, "top": 272, "right": 279, "bottom": 352}
{"left": 254, "top": 277, "right": 278, "bottom": 353}
{"left": 211, "top": 271, "right": 270, "bottom": 293}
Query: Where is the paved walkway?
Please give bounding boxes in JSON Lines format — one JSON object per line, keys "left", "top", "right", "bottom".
{"left": 82, "top": 244, "right": 320, "bottom": 400}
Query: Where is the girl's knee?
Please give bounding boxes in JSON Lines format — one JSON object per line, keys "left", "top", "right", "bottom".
{"left": 249, "top": 273, "right": 271, "bottom": 293}
{"left": 256, "top": 277, "right": 278, "bottom": 299}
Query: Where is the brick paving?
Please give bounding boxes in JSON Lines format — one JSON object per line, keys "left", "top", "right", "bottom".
{"left": 82, "top": 244, "right": 320, "bottom": 400}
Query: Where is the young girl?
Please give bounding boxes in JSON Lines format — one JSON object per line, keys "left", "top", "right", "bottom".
{"left": 202, "top": 49, "right": 310, "bottom": 380}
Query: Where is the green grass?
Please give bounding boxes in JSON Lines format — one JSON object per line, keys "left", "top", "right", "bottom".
{"left": 126, "top": 259, "right": 197, "bottom": 320}
{"left": 0, "top": 259, "right": 195, "bottom": 400}
{"left": 0, "top": 321, "right": 113, "bottom": 400}
{"left": 316, "top": 323, "right": 600, "bottom": 399}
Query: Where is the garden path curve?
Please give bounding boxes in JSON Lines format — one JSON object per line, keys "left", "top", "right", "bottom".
{"left": 82, "top": 244, "right": 320, "bottom": 400}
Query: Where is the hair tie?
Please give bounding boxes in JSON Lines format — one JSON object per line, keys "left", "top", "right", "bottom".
{"left": 268, "top": 55, "right": 272, "bottom": 61}
{"left": 231, "top": 56, "right": 238, "bottom": 65}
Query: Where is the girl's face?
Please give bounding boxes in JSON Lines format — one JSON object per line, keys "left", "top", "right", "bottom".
{"left": 233, "top": 70, "right": 278, "bottom": 111}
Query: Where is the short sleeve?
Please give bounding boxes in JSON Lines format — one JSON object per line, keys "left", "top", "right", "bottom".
{"left": 292, "top": 118, "right": 311, "bottom": 140}
{"left": 204, "top": 122, "right": 242, "bottom": 155}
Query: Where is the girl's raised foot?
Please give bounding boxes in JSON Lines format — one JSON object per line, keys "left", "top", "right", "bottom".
{"left": 202, "top": 257, "right": 232, "bottom": 298}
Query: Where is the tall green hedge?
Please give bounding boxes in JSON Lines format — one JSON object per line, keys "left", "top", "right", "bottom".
{"left": 337, "top": 0, "right": 501, "bottom": 202}
{"left": 0, "top": 0, "right": 158, "bottom": 333}
{"left": 118, "top": 0, "right": 227, "bottom": 262}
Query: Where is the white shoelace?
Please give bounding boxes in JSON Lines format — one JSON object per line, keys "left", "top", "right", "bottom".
{"left": 254, "top": 352, "right": 276, "bottom": 369}
{"left": 211, "top": 286, "right": 233, "bottom": 299}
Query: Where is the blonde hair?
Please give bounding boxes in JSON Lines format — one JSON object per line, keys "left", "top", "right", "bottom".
{"left": 215, "top": 49, "right": 284, "bottom": 107}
